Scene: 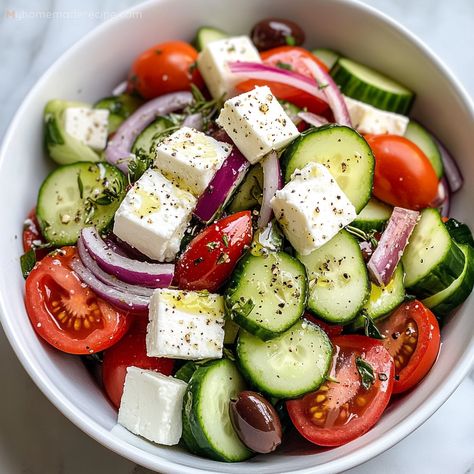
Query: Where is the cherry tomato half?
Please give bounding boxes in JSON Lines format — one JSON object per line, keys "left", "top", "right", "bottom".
{"left": 287, "top": 335, "right": 394, "bottom": 447}
{"left": 260, "top": 46, "right": 329, "bottom": 75}
{"left": 377, "top": 300, "right": 440, "bottom": 394}
{"left": 128, "top": 41, "right": 202, "bottom": 99}
{"left": 366, "top": 135, "right": 439, "bottom": 210}
{"left": 25, "top": 247, "right": 131, "bottom": 355}
{"left": 22, "top": 208, "right": 50, "bottom": 261}
{"left": 102, "top": 325, "right": 175, "bottom": 408}
{"left": 174, "top": 211, "right": 253, "bottom": 292}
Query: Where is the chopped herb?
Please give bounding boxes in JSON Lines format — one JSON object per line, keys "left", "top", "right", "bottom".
{"left": 231, "top": 298, "right": 255, "bottom": 318}
{"left": 20, "top": 249, "right": 36, "bottom": 279}
{"left": 361, "top": 311, "right": 385, "bottom": 340}
{"left": 128, "top": 149, "right": 155, "bottom": 183}
{"left": 223, "top": 347, "right": 236, "bottom": 361}
{"left": 206, "top": 241, "right": 219, "bottom": 251}
{"left": 285, "top": 35, "right": 296, "bottom": 46}
{"left": 222, "top": 234, "right": 229, "bottom": 247}
{"left": 346, "top": 225, "right": 379, "bottom": 248}
{"left": 356, "top": 357, "right": 375, "bottom": 390}
{"left": 77, "top": 172, "right": 84, "bottom": 199}
{"left": 405, "top": 293, "right": 417, "bottom": 302}
{"left": 276, "top": 61, "right": 293, "bottom": 71}
{"left": 318, "top": 81, "right": 329, "bottom": 90}
{"left": 44, "top": 116, "right": 64, "bottom": 146}
{"left": 217, "top": 252, "right": 230, "bottom": 264}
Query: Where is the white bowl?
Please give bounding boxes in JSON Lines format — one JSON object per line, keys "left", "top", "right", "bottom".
{"left": 0, "top": 0, "right": 473, "bottom": 472}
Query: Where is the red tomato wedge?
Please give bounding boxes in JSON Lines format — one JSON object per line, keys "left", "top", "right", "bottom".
{"left": 175, "top": 211, "right": 253, "bottom": 292}
{"left": 260, "top": 46, "right": 329, "bottom": 75}
{"left": 377, "top": 300, "right": 440, "bottom": 394}
{"left": 102, "top": 326, "right": 174, "bottom": 408}
{"left": 25, "top": 247, "right": 131, "bottom": 355}
{"left": 304, "top": 312, "right": 343, "bottom": 339}
{"left": 287, "top": 335, "right": 394, "bottom": 447}
{"left": 22, "top": 208, "right": 50, "bottom": 261}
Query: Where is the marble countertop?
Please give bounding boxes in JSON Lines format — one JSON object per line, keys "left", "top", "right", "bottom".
{"left": 0, "top": 0, "right": 473, "bottom": 473}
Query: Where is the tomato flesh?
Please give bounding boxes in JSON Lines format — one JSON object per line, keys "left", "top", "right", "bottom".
{"left": 377, "top": 300, "right": 440, "bottom": 394}
{"left": 175, "top": 211, "right": 253, "bottom": 292}
{"left": 22, "top": 208, "right": 50, "bottom": 260}
{"left": 25, "top": 247, "right": 131, "bottom": 354}
{"left": 304, "top": 312, "right": 343, "bottom": 339}
{"left": 287, "top": 335, "right": 394, "bottom": 446}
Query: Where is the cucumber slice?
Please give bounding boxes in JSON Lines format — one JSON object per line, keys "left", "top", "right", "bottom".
{"left": 312, "top": 48, "right": 340, "bottom": 70}
{"left": 402, "top": 208, "right": 465, "bottom": 298}
{"left": 350, "top": 264, "right": 405, "bottom": 329}
{"left": 227, "top": 163, "right": 262, "bottom": 213}
{"left": 36, "top": 162, "right": 126, "bottom": 245}
{"left": 131, "top": 116, "right": 174, "bottom": 156}
{"left": 225, "top": 252, "right": 307, "bottom": 340}
{"left": 281, "top": 125, "right": 374, "bottom": 212}
{"left": 94, "top": 94, "right": 143, "bottom": 134}
{"left": 236, "top": 319, "right": 332, "bottom": 398}
{"left": 331, "top": 58, "right": 415, "bottom": 114}
{"left": 223, "top": 318, "right": 240, "bottom": 344}
{"left": 297, "top": 230, "right": 370, "bottom": 324}
{"left": 181, "top": 359, "right": 252, "bottom": 462}
{"left": 193, "top": 26, "right": 228, "bottom": 51}
{"left": 445, "top": 218, "right": 474, "bottom": 247}
{"left": 352, "top": 198, "right": 392, "bottom": 232}
{"left": 404, "top": 121, "right": 443, "bottom": 178}
{"left": 423, "top": 243, "right": 474, "bottom": 317}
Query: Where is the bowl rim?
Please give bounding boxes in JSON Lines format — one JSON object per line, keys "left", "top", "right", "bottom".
{"left": 1, "top": 0, "right": 473, "bottom": 472}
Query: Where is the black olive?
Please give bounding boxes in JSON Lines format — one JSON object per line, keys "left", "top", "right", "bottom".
{"left": 229, "top": 390, "right": 283, "bottom": 453}
{"left": 250, "top": 18, "right": 305, "bottom": 51}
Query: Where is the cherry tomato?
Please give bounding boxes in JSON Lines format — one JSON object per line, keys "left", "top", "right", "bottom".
{"left": 304, "top": 312, "right": 343, "bottom": 338}
{"left": 260, "top": 46, "right": 329, "bottom": 75}
{"left": 366, "top": 135, "right": 439, "bottom": 210}
{"left": 128, "top": 41, "right": 202, "bottom": 99}
{"left": 102, "top": 325, "right": 174, "bottom": 408}
{"left": 175, "top": 211, "right": 253, "bottom": 292}
{"left": 286, "top": 335, "right": 394, "bottom": 447}
{"left": 377, "top": 300, "right": 440, "bottom": 394}
{"left": 22, "top": 208, "right": 50, "bottom": 261}
{"left": 25, "top": 247, "right": 131, "bottom": 355}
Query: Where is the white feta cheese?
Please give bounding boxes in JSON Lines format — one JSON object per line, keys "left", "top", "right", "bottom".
{"left": 344, "top": 96, "right": 409, "bottom": 136}
{"left": 118, "top": 367, "right": 187, "bottom": 446}
{"left": 64, "top": 107, "right": 109, "bottom": 150}
{"left": 154, "top": 126, "right": 232, "bottom": 197}
{"left": 113, "top": 169, "right": 196, "bottom": 262}
{"left": 216, "top": 86, "right": 300, "bottom": 164}
{"left": 271, "top": 162, "right": 356, "bottom": 255}
{"left": 146, "top": 288, "right": 225, "bottom": 360}
{"left": 197, "top": 36, "right": 261, "bottom": 99}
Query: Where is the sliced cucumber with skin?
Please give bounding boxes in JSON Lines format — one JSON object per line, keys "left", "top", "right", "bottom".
{"left": 312, "top": 48, "right": 340, "bottom": 70}
{"left": 227, "top": 163, "right": 262, "bottom": 213}
{"left": 331, "top": 58, "right": 415, "bottom": 114}
{"left": 404, "top": 121, "right": 443, "bottom": 178}
{"left": 352, "top": 198, "right": 392, "bottom": 232}
{"left": 402, "top": 208, "right": 465, "bottom": 298}
{"left": 423, "top": 243, "right": 474, "bottom": 317}
{"left": 350, "top": 264, "right": 405, "bottom": 329}
{"left": 131, "top": 116, "right": 174, "bottom": 157}
{"left": 225, "top": 251, "right": 307, "bottom": 340}
{"left": 236, "top": 319, "right": 333, "bottom": 398}
{"left": 181, "top": 359, "right": 252, "bottom": 462}
{"left": 36, "top": 162, "right": 127, "bottom": 245}
{"left": 94, "top": 94, "right": 143, "bottom": 134}
{"left": 298, "top": 230, "right": 370, "bottom": 324}
{"left": 193, "top": 26, "right": 228, "bottom": 51}
{"left": 281, "top": 125, "right": 375, "bottom": 213}
{"left": 445, "top": 218, "right": 474, "bottom": 247}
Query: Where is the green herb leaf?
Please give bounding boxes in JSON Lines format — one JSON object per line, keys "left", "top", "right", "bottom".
{"left": 223, "top": 347, "right": 236, "bottom": 361}
{"left": 356, "top": 356, "right": 376, "bottom": 390}
{"left": 77, "top": 172, "right": 84, "bottom": 199}
{"left": 361, "top": 311, "right": 385, "bottom": 340}
{"left": 216, "top": 252, "right": 230, "bottom": 264}
{"left": 232, "top": 298, "right": 255, "bottom": 318}
{"left": 318, "top": 81, "right": 329, "bottom": 90}
{"left": 285, "top": 35, "right": 296, "bottom": 46}
{"left": 45, "top": 116, "right": 64, "bottom": 146}
{"left": 222, "top": 234, "right": 229, "bottom": 247}
{"left": 206, "top": 241, "right": 219, "bottom": 251}
{"left": 276, "top": 61, "right": 293, "bottom": 71}
{"left": 20, "top": 249, "right": 36, "bottom": 279}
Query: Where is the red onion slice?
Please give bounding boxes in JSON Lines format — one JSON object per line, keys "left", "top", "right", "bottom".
{"left": 297, "top": 111, "right": 329, "bottom": 128}
{"left": 430, "top": 177, "right": 451, "bottom": 218}
{"left": 301, "top": 58, "right": 351, "bottom": 127}
{"left": 112, "top": 80, "right": 128, "bottom": 96}
{"left": 71, "top": 258, "right": 150, "bottom": 313}
{"left": 435, "top": 139, "right": 463, "bottom": 193}
{"left": 105, "top": 91, "right": 193, "bottom": 173}
{"left": 258, "top": 151, "right": 282, "bottom": 228}
{"left": 194, "top": 147, "right": 250, "bottom": 223}
{"left": 368, "top": 207, "right": 420, "bottom": 286}
{"left": 77, "top": 237, "right": 154, "bottom": 297}
{"left": 182, "top": 112, "right": 204, "bottom": 131}
{"left": 228, "top": 61, "right": 327, "bottom": 102}
{"left": 80, "top": 227, "right": 174, "bottom": 288}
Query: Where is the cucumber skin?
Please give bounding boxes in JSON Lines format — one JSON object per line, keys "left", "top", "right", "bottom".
{"left": 193, "top": 26, "right": 228, "bottom": 51}
{"left": 331, "top": 60, "right": 414, "bottom": 115}
{"left": 445, "top": 218, "right": 474, "bottom": 247}
{"left": 181, "top": 359, "right": 252, "bottom": 462}
{"left": 224, "top": 253, "right": 308, "bottom": 341}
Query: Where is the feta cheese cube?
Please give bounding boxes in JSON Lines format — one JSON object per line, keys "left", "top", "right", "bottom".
{"left": 154, "top": 127, "right": 232, "bottom": 196}
{"left": 64, "top": 107, "right": 109, "bottom": 150}
{"left": 146, "top": 288, "right": 225, "bottom": 360}
{"left": 344, "top": 96, "right": 409, "bottom": 136}
{"left": 271, "top": 162, "right": 356, "bottom": 255}
{"left": 118, "top": 367, "right": 187, "bottom": 446}
{"left": 197, "top": 36, "right": 261, "bottom": 99}
{"left": 216, "top": 86, "right": 300, "bottom": 164}
{"left": 113, "top": 169, "right": 196, "bottom": 262}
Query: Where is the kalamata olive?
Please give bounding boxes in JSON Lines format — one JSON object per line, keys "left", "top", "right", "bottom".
{"left": 229, "top": 390, "right": 282, "bottom": 453}
{"left": 251, "top": 18, "right": 305, "bottom": 51}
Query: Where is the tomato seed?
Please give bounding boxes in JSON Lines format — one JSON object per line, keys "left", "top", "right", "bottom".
{"left": 316, "top": 394, "right": 326, "bottom": 403}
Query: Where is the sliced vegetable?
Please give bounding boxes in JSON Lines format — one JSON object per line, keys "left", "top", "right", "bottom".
{"left": 445, "top": 218, "right": 474, "bottom": 247}
{"left": 258, "top": 151, "right": 282, "bottom": 228}
{"left": 352, "top": 198, "right": 392, "bottom": 233}
{"left": 431, "top": 178, "right": 451, "bottom": 218}
{"left": 94, "top": 94, "right": 143, "bottom": 134}
{"left": 22, "top": 208, "right": 51, "bottom": 261}
{"left": 131, "top": 116, "right": 174, "bottom": 156}
{"left": 193, "top": 26, "right": 228, "bottom": 51}
{"left": 436, "top": 138, "right": 463, "bottom": 192}
{"left": 312, "top": 48, "right": 341, "bottom": 70}
{"left": 227, "top": 164, "right": 263, "bottom": 213}
{"left": 297, "top": 111, "right": 328, "bottom": 128}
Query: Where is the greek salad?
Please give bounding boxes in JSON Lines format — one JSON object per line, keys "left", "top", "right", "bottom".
{"left": 21, "top": 17, "right": 473, "bottom": 460}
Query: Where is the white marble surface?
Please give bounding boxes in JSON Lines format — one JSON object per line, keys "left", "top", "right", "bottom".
{"left": 0, "top": 0, "right": 473, "bottom": 473}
